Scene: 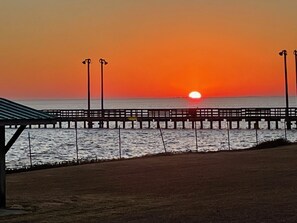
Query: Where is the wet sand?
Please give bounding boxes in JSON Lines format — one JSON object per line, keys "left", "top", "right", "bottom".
{"left": 1, "top": 145, "right": 297, "bottom": 222}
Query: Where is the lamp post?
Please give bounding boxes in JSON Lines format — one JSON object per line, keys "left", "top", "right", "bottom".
{"left": 293, "top": 50, "right": 297, "bottom": 131}
{"left": 279, "top": 50, "right": 291, "bottom": 130}
{"left": 82, "top": 58, "right": 92, "bottom": 128}
{"left": 99, "top": 58, "right": 108, "bottom": 128}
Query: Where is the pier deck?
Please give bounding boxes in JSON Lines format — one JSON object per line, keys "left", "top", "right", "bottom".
{"left": 30, "top": 107, "right": 297, "bottom": 130}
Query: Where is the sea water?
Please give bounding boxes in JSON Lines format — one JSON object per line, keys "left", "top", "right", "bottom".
{"left": 15, "top": 96, "right": 297, "bottom": 109}
{"left": 6, "top": 96, "right": 297, "bottom": 169}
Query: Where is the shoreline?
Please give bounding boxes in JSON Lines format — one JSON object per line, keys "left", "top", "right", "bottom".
{"left": 7, "top": 138, "right": 292, "bottom": 174}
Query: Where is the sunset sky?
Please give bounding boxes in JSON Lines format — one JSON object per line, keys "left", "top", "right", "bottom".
{"left": 1, "top": 0, "right": 297, "bottom": 99}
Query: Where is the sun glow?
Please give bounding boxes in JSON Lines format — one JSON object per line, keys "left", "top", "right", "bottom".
{"left": 189, "top": 91, "right": 202, "bottom": 99}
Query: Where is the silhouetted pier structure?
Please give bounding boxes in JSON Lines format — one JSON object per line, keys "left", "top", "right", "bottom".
{"left": 18, "top": 107, "right": 297, "bottom": 130}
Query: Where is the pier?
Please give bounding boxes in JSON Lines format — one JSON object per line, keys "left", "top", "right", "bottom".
{"left": 23, "top": 107, "right": 297, "bottom": 130}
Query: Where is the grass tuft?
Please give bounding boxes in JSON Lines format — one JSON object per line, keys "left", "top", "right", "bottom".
{"left": 252, "top": 138, "right": 292, "bottom": 150}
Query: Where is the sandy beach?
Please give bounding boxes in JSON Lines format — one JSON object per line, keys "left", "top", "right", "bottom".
{"left": 1, "top": 145, "right": 297, "bottom": 222}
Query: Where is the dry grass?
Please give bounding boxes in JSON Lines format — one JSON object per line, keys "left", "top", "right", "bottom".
{"left": 2, "top": 144, "right": 297, "bottom": 222}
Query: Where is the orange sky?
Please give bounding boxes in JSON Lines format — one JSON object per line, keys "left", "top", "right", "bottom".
{"left": 1, "top": 0, "right": 297, "bottom": 99}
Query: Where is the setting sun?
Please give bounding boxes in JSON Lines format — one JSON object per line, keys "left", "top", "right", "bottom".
{"left": 189, "top": 91, "right": 202, "bottom": 99}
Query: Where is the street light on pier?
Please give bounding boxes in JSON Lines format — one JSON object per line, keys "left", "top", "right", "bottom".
{"left": 99, "top": 58, "right": 108, "bottom": 128}
{"left": 279, "top": 50, "right": 291, "bottom": 130}
{"left": 294, "top": 50, "right": 297, "bottom": 99}
{"left": 82, "top": 58, "right": 92, "bottom": 128}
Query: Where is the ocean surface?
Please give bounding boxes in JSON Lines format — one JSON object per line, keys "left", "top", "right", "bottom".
{"left": 16, "top": 96, "right": 297, "bottom": 109}
{"left": 6, "top": 96, "right": 297, "bottom": 169}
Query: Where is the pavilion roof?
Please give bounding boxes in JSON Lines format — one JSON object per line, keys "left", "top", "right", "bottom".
{"left": 0, "top": 98, "right": 56, "bottom": 126}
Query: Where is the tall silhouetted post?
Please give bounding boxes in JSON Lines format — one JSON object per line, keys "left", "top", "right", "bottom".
{"left": 99, "top": 58, "right": 108, "bottom": 128}
{"left": 279, "top": 50, "right": 291, "bottom": 129}
{"left": 82, "top": 58, "right": 92, "bottom": 128}
{"left": 0, "top": 126, "right": 5, "bottom": 208}
{"left": 294, "top": 50, "right": 297, "bottom": 96}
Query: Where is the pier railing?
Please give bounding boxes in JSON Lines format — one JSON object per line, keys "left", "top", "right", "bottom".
{"left": 42, "top": 108, "right": 297, "bottom": 120}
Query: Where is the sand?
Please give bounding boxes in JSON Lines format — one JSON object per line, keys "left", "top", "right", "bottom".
{"left": 1, "top": 145, "right": 297, "bottom": 222}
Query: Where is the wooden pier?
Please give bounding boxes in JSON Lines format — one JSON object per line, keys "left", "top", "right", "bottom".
{"left": 24, "top": 107, "right": 297, "bottom": 130}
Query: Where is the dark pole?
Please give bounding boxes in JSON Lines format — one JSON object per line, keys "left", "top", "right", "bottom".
{"left": 99, "top": 59, "right": 108, "bottom": 128}
{"left": 82, "top": 59, "right": 92, "bottom": 128}
{"left": 279, "top": 50, "right": 290, "bottom": 130}
{"left": 293, "top": 50, "right": 297, "bottom": 132}
{"left": 100, "top": 59, "right": 103, "bottom": 129}
{"left": 0, "top": 126, "right": 6, "bottom": 208}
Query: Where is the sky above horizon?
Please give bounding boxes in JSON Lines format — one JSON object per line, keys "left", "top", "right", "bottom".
{"left": 1, "top": 0, "right": 297, "bottom": 100}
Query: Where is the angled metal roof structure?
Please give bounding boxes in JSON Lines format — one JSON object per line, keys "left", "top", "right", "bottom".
{"left": 0, "top": 98, "right": 55, "bottom": 125}
{"left": 0, "top": 98, "right": 56, "bottom": 209}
